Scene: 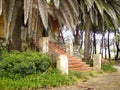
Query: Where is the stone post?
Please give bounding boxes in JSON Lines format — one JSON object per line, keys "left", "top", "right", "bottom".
{"left": 93, "top": 54, "right": 101, "bottom": 70}
{"left": 57, "top": 54, "right": 68, "bottom": 75}
{"left": 39, "top": 37, "right": 49, "bottom": 53}
{"left": 65, "top": 39, "right": 73, "bottom": 55}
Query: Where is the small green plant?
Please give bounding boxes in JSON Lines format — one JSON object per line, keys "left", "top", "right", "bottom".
{"left": 101, "top": 61, "right": 117, "bottom": 73}
{"left": 82, "top": 58, "right": 93, "bottom": 66}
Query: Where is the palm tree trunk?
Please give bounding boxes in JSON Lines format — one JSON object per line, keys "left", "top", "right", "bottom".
{"left": 9, "top": 1, "right": 23, "bottom": 51}
{"left": 84, "top": 14, "right": 91, "bottom": 60}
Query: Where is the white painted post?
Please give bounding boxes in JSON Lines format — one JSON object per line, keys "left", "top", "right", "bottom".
{"left": 93, "top": 54, "right": 101, "bottom": 70}
{"left": 57, "top": 54, "right": 68, "bottom": 75}
{"left": 39, "top": 37, "right": 49, "bottom": 53}
{"left": 65, "top": 39, "right": 73, "bottom": 55}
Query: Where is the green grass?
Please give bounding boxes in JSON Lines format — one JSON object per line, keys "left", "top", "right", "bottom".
{"left": 0, "top": 68, "right": 105, "bottom": 90}
{"left": 101, "top": 62, "right": 117, "bottom": 73}
{"left": 0, "top": 69, "right": 75, "bottom": 90}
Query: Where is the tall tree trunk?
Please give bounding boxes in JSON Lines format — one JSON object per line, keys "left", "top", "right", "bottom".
{"left": 93, "top": 32, "right": 96, "bottom": 54}
{"left": 108, "top": 30, "right": 111, "bottom": 60}
{"left": 115, "top": 30, "right": 120, "bottom": 59}
{"left": 84, "top": 14, "right": 91, "bottom": 60}
{"left": 100, "top": 33, "right": 104, "bottom": 57}
{"left": 79, "top": 30, "right": 83, "bottom": 49}
{"left": 9, "top": 1, "right": 23, "bottom": 51}
{"left": 104, "top": 38, "right": 107, "bottom": 59}
{"left": 74, "top": 25, "right": 80, "bottom": 44}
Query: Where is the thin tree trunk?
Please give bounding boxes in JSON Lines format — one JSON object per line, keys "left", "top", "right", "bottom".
{"left": 79, "top": 30, "right": 83, "bottom": 49}
{"left": 108, "top": 30, "right": 111, "bottom": 60}
{"left": 84, "top": 14, "right": 91, "bottom": 60}
{"left": 93, "top": 32, "right": 96, "bottom": 54}
{"left": 104, "top": 38, "right": 107, "bottom": 59}
{"left": 100, "top": 33, "right": 104, "bottom": 57}
{"left": 115, "top": 30, "right": 120, "bottom": 59}
{"left": 74, "top": 25, "right": 80, "bottom": 44}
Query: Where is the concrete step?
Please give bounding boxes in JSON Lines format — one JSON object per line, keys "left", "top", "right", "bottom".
{"left": 49, "top": 42, "right": 93, "bottom": 72}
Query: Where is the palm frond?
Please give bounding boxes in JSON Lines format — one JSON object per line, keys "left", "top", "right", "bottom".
{"left": 24, "top": 0, "right": 30, "bottom": 24}
{"left": 8, "top": 0, "right": 15, "bottom": 28}
{"left": 67, "top": 0, "right": 79, "bottom": 16}
{"left": 0, "top": 0, "right": 2, "bottom": 15}
{"left": 53, "top": 0, "right": 60, "bottom": 9}
{"left": 37, "top": 0, "right": 48, "bottom": 30}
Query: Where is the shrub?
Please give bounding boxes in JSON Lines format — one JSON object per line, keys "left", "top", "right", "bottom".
{"left": 0, "top": 50, "right": 51, "bottom": 79}
{"left": 101, "top": 61, "right": 117, "bottom": 72}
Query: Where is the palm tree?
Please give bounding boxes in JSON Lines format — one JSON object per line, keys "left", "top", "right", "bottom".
{"left": 78, "top": 0, "right": 120, "bottom": 60}
{"left": 0, "top": 0, "right": 79, "bottom": 51}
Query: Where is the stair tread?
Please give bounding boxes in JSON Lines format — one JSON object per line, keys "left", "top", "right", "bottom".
{"left": 49, "top": 42, "right": 93, "bottom": 72}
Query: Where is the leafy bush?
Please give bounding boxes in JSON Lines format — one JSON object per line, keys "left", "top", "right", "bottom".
{"left": 101, "top": 61, "right": 117, "bottom": 72}
{"left": 0, "top": 50, "right": 51, "bottom": 79}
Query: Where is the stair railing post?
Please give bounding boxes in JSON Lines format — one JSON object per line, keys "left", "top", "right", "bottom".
{"left": 39, "top": 37, "right": 49, "bottom": 53}
{"left": 57, "top": 54, "right": 68, "bottom": 75}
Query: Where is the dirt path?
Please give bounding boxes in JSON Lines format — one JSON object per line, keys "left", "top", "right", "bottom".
{"left": 44, "top": 72, "right": 120, "bottom": 90}
{"left": 41, "top": 61, "right": 120, "bottom": 90}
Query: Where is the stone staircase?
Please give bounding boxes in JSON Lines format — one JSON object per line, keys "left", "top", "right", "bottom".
{"left": 49, "top": 42, "right": 93, "bottom": 72}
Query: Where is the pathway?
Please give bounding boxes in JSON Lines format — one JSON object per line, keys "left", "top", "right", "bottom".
{"left": 41, "top": 61, "right": 120, "bottom": 90}
{"left": 44, "top": 72, "right": 120, "bottom": 90}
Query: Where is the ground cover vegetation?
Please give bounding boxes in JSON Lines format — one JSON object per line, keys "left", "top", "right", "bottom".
{"left": 0, "top": 50, "right": 117, "bottom": 90}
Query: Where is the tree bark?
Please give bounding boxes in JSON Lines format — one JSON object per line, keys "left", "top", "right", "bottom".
{"left": 93, "top": 32, "right": 96, "bottom": 54}
{"left": 100, "top": 33, "right": 104, "bottom": 57}
{"left": 104, "top": 38, "right": 107, "bottom": 59}
{"left": 79, "top": 30, "right": 83, "bottom": 49}
{"left": 9, "top": 1, "right": 23, "bottom": 51}
{"left": 84, "top": 14, "right": 92, "bottom": 60}
{"left": 74, "top": 25, "right": 80, "bottom": 44}
{"left": 107, "top": 30, "right": 111, "bottom": 60}
{"left": 115, "top": 30, "right": 120, "bottom": 59}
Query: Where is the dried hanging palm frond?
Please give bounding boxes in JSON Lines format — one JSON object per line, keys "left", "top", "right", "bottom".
{"left": 55, "top": 9, "right": 65, "bottom": 25}
{"left": 3, "top": 0, "right": 9, "bottom": 41}
{"left": 59, "top": 0, "right": 77, "bottom": 31}
{"left": 61, "top": 0, "right": 75, "bottom": 27}
{"left": 28, "top": 0, "right": 34, "bottom": 37}
{"left": 0, "top": 0, "right": 2, "bottom": 15}
{"left": 67, "top": 0, "right": 79, "bottom": 16}
{"left": 7, "top": 0, "right": 15, "bottom": 29}
{"left": 24, "top": 0, "right": 31, "bottom": 24}
{"left": 60, "top": 7, "right": 72, "bottom": 31}
{"left": 2, "top": 0, "right": 15, "bottom": 42}
{"left": 53, "top": 0, "right": 60, "bottom": 9}
{"left": 37, "top": 0, "right": 48, "bottom": 30}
